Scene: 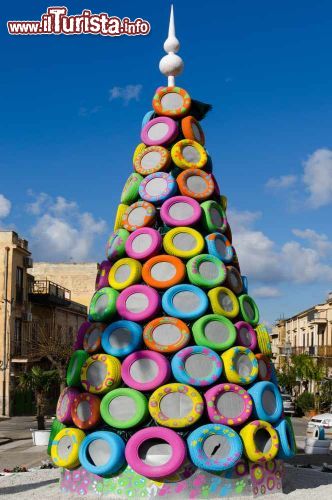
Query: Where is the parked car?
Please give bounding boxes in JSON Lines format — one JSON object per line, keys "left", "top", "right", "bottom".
{"left": 281, "top": 393, "right": 295, "bottom": 415}
{"left": 306, "top": 413, "right": 332, "bottom": 439}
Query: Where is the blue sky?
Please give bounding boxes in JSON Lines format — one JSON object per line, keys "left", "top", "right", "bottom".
{"left": 1, "top": 1, "right": 332, "bottom": 324}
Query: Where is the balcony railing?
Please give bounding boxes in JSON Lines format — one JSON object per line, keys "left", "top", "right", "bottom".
{"left": 29, "top": 279, "right": 71, "bottom": 305}
{"left": 317, "top": 346, "right": 332, "bottom": 358}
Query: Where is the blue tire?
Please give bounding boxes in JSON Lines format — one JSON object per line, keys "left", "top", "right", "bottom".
{"left": 162, "top": 284, "right": 208, "bottom": 320}
{"left": 241, "top": 275, "right": 248, "bottom": 293}
{"left": 79, "top": 431, "right": 125, "bottom": 476}
{"left": 247, "top": 381, "right": 283, "bottom": 423}
{"left": 205, "top": 233, "right": 233, "bottom": 264}
{"left": 275, "top": 419, "right": 296, "bottom": 459}
{"left": 171, "top": 346, "right": 223, "bottom": 387}
{"left": 141, "top": 110, "right": 154, "bottom": 129}
{"left": 101, "top": 320, "right": 142, "bottom": 358}
{"left": 187, "top": 424, "right": 243, "bottom": 472}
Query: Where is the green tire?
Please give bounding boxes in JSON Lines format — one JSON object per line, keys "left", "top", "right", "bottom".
{"left": 89, "top": 287, "right": 119, "bottom": 322}
{"left": 100, "top": 388, "right": 149, "bottom": 429}
{"left": 192, "top": 314, "right": 237, "bottom": 351}
{"left": 66, "top": 350, "right": 88, "bottom": 387}
{"left": 238, "top": 294, "right": 260, "bottom": 326}
{"left": 121, "top": 173, "right": 144, "bottom": 204}
{"left": 186, "top": 254, "right": 226, "bottom": 288}
{"left": 200, "top": 200, "right": 227, "bottom": 232}
{"left": 47, "top": 418, "right": 66, "bottom": 456}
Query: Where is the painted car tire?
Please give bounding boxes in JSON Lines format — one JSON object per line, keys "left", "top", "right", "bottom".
{"left": 100, "top": 388, "right": 148, "bottom": 429}
{"left": 121, "top": 350, "right": 171, "bottom": 391}
{"left": 162, "top": 284, "right": 208, "bottom": 320}
{"left": 275, "top": 419, "right": 296, "bottom": 459}
{"left": 208, "top": 286, "right": 240, "bottom": 318}
{"left": 141, "top": 116, "right": 178, "bottom": 146}
{"left": 256, "top": 324, "right": 273, "bottom": 356}
{"left": 152, "top": 86, "right": 191, "bottom": 118}
{"left": 134, "top": 145, "right": 171, "bottom": 176}
{"left": 247, "top": 381, "right": 283, "bottom": 423}
{"left": 186, "top": 253, "right": 226, "bottom": 288}
{"left": 116, "top": 284, "right": 160, "bottom": 322}
{"left": 101, "top": 320, "right": 142, "bottom": 358}
{"left": 81, "top": 354, "right": 121, "bottom": 395}
{"left": 149, "top": 383, "right": 204, "bottom": 428}
{"left": 171, "top": 139, "right": 208, "bottom": 170}
{"left": 73, "top": 321, "right": 90, "bottom": 350}
{"left": 163, "top": 227, "right": 205, "bottom": 259}
{"left": 95, "top": 261, "right": 112, "bottom": 291}
{"left": 201, "top": 200, "right": 227, "bottom": 232}
{"left": 221, "top": 346, "right": 258, "bottom": 385}
{"left": 160, "top": 196, "right": 202, "bottom": 227}
{"left": 238, "top": 294, "right": 260, "bottom": 326}
{"left": 171, "top": 346, "right": 223, "bottom": 387}
{"left": 192, "top": 314, "right": 236, "bottom": 351}
{"left": 205, "top": 383, "right": 253, "bottom": 426}
{"left": 142, "top": 110, "right": 155, "bottom": 129}
{"left": 56, "top": 387, "right": 80, "bottom": 424}
{"left": 187, "top": 424, "right": 243, "bottom": 472}
{"left": 205, "top": 233, "right": 233, "bottom": 264}
{"left": 66, "top": 350, "right": 88, "bottom": 387}
{"left": 71, "top": 392, "right": 101, "bottom": 430}
{"left": 125, "top": 227, "right": 162, "bottom": 261}
{"left": 242, "top": 275, "right": 249, "bottom": 294}
{"left": 255, "top": 354, "right": 272, "bottom": 381}
{"left": 106, "top": 228, "right": 130, "bottom": 262}
{"left": 225, "top": 266, "right": 243, "bottom": 295}
{"left": 220, "top": 195, "right": 228, "bottom": 211}
{"left": 122, "top": 201, "right": 156, "bottom": 232}
{"left": 125, "top": 427, "right": 187, "bottom": 478}
{"left": 240, "top": 420, "right": 279, "bottom": 462}
{"left": 108, "top": 257, "right": 142, "bottom": 291}
{"left": 120, "top": 172, "right": 143, "bottom": 205}
{"left": 235, "top": 321, "right": 258, "bottom": 351}
{"left": 47, "top": 418, "right": 66, "bottom": 456}
{"left": 139, "top": 172, "right": 177, "bottom": 204}
{"left": 181, "top": 116, "right": 205, "bottom": 145}
{"left": 142, "top": 254, "right": 186, "bottom": 289}
{"left": 143, "top": 316, "right": 190, "bottom": 353}
{"left": 176, "top": 168, "right": 214, "bottom": 201}
{"left": 89, "top": 287, "right": 119, "bottom": 322}
{"left": 132, "top": 143, "right": 146, "bottom": 164}
{"left": 83, "top": 323, "right": 106, "bottom": 354}
{"left": 114, "top": 204, "right": 129, "bottom": 231}
{"left": 51, "top": 428, "right": 86, "bottom": 469}
{"left": 79, "top": 431, "right": 125, "bottom": 476}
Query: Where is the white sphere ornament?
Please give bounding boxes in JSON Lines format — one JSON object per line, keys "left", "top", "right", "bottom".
{"left": 159, "top": 54, "right": 184, "bottom": 78}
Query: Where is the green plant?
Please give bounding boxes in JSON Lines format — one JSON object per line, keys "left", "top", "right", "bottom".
{"left": 296, "top": 391, "right": 315, "bottom": 414}
{"left": 18, "top": 366, "right": 58, "bottom": 430}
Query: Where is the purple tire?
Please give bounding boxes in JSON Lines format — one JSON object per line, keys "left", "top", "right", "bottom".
{"left": 56, "top": 387, "right": 80, "bottom": 424}
{"left": 235, "top": 321, "right": 258, "bottom": 351}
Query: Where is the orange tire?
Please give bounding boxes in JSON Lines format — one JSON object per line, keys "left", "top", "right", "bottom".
{"left": 122, "top": 201, "right": 156, "bottom": 232}
{"left": 142, "top": 255, "right": 186, "bottom": 289}
{"left": 181, "top": 116, "right": 205, "bottom": 145}
{"left": 134, "top": 146, "right": 171, "bottom": 176}
{"left": 143, "top": 317, "right": 190, "bottom": 353}
{"left": 152, "top": 86, "right": 191, "bottom": 118}
{"left": 176, "top": 169, "right": 214, "bottom": 201}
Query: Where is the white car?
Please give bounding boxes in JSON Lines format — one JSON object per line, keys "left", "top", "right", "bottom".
{"left": 306, "top": 413, "right": 332, "bottom": 439}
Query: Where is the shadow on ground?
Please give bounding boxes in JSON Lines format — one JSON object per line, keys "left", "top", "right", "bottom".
{"left": 0, "top": 478, "right": 58, "bottom": 496}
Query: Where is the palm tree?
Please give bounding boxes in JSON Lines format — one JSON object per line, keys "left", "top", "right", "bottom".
{"left": 18, "top": 366, "right": 58, "bottom": 430}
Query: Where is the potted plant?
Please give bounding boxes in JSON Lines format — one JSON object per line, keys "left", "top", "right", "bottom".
{"left": 18, "top": 366, "right": 58, "bottom": 445}
{"left": 295, "top": 391, "right": 316, "bottom": 417}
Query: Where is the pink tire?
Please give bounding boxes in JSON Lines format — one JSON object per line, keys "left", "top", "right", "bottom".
{"left": 141, "top": 117, "right": 178, "bottom": 146}
{"left": 204, "top": 383, "right": 253, "bottom": 426}
{"left": 121, "top": 350, "right": 170, "bottom": 391}
{"left": 125, "top": 427, "right": 186, "bottom": 478}
{"left": 125, "top": 228, "right": 162, "bottom": 261}
{"left": 160, "top": 196, "right": 202, "bottom": 227}
{"left": 56, "top": 387, "right": 80, "bottom": 424}
{"left": 116, "top": 284, "right": 160, "bottom": 322}
{"left": 73, "top": 321, "right": 90, "bottom": 350}
{"left": 235, "top": 321, "right": 258, "bottom": 351}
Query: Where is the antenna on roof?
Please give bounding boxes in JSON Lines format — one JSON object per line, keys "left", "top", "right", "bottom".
{"left": 159, "top": 5, "right": 184, "bottom": 86}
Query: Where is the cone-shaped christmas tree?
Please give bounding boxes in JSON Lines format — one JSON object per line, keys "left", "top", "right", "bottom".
{"left": 50, "top": 6, "right": 295, "bottom": 496}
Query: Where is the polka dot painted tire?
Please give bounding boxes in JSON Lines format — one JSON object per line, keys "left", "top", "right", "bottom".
{"left": 239, "top": 420, "right": 279, "bottom": 462}
{"left": 152, "top": 86, "right": 191, "bottom": 118}
{"left": 122, "top": 201, "right": 156, "bottom": 232}
{"left": 116, "top": 284, "right": 160, "bottom": 322}
{"left": 95, "top": 261, "right": 112, "bottom": 291}
{"left": 108, "top": 257, "right": 142, "bottom": 290}
{"left": 235, "top": 321, "right": 257, "bottom": 351}
{"left": 176, "top": 168, "right": 214, "bottom": 201}
{"left": 66, "top": 350, "right": 88, "bottom": 387}
{"left": 186, "top": 253, "right": 226, "bottom": 288}
{"left": 204, "top": 383, "right": 253, "bottom": 426}
{"left": 51, "top": 428, "right": 85, "bottom": 469}
{"left": 80, "top": 354, "right": 121, "bottom": 395}
{"left": 162, "top": 284, "right": 208, "bottom": 320}
{"left": 71, "top": 392, "right": 101, "bottom": 430}
{"left": 192, "top": 314, "right": 237, "bottom": 351}
{"left": 275, "top": 419, "right": 296, "bottom": 459}
{"left": 121, "top": 350, "right": 171, "bottom": 391}
{"left": 141, "top": 116, "right": 178, "bottom": 146}
{"left": 142, "top": 254, "right": 186, "bottom": 289}
{"left": 114, "top": 204, "right": 129, "bottom": 231}
{"left": 79, "top": 431, "right": 126, "bottom": 476}
{"left": 89, "top": 288, "right": 119, "bottom": 323}
{"left": 208, "top": 286, "right": 239, "bottom": 319}
{"left": 125, "top": 227, "right": 162, "bottom": 261}
{"left": 101, "top": 320, "right": 142, "bottom": 358}
{"left": 148, "top": 383, "right": 204, "bottom": 428}
{"left": 221, "top": 346, "right": 258, "bottom": 385}
{"left": 187, "top": 424, "right": 243, "bottom": 472}
{"left": 106, "top": 228, "right": 130, "bottom": 261}
{"left": 121, "top": 173, "right": 143, "bottom": 205}
{"left": 205, "top": 233, "right": 233, "bottom": 264}
{"left": 134, "top": 145, "right": 171, "bottom": 176}
{"left": 181, "top": 116, "right": 205, "bottom": 145}
{"left": 239, "top": 294, "right": 260, "bottom": 326}
{"left": 163, "top": 227, "right": 205, "bottom": 259}
{"left": 255, "top": 354, "right": 272, "bottom": 381}
{"left": 132, "top": 143, "right": 146, "bottom": 164}
{"left": 171, "top": 139, "right": 208, "bottom": 170}
{"left": 201, "top": 200, "right": 227, "bottom": 233}
{"left": 143, "top": 316, "right": 190, "bottom": 353}
{"left": 56, "top": 387, "right": 80, "bottom": 424}
{"left": 100, "top": 388, "right": 148, "bottom": 429}
{"left": 171, "top": 346, "right": 223, "bottom": 387}
{"left": 139, "top": 172, "right": 177, "bottom": 204}
{"left": 247, "top": 381, "right": 283, "bottom": 423}
{"left": 160, "top": 195, "right": 201, "bottom": 227}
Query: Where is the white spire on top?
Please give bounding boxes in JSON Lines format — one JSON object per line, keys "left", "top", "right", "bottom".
{"left": 159, "top": 4, "right": 184, "bottom": 86}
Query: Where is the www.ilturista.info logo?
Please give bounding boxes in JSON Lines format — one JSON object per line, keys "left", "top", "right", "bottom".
{"left": 7, "top": 7, "right": 151, "bottom": 36}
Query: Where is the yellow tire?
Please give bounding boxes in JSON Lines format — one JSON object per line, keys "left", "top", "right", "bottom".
{"left": 221, "top": 346, "right": 258, "bottom": 385}
{"left": 114, "top": 204, "right": 129, "bottom": 231}
{"left": 51, "top": 428, "right": 85, "bottom": 469}
{"left": 148, "top": 383, "right": 204, "bottom": 428}
{"left": 108, "top": 258, "right": 142, "bottom": 291}
{"left": 256, "top": 324, "right": 273, "bottom": 357}
{"left": 132, "top": 143, "right": 146, "bottom": 164}
{"left": 240, "top": 420, "right": 279, "bottom": 462}
{"left": 171, "top": 139, "right": 208, "bottom": 170}
{"left": 208, "top": 286, "right": 239, "bottom": 318}
{"left": 163, "top": 227, "right": 205, "bottom": 259}
{"left": 81, "top": 354, "right": 121, "bottom": 394}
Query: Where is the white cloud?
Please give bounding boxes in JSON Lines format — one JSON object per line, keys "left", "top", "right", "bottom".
{"left": 292, "top": 228, "right": 332, "bottom": 257}
{"left": 265, "top": 175, "right": 297, "bottom": 189}
{"left": 79, "top": 105, "right": 101, "bottom": 117}
{"left": 0, "top": 194, "right": 11, "bottom": 218}
{"left": 109, "top": 84, "right": 142, "bottom": 105}
{"left": 26, "top": 192, "right": 49, "bottom": 215}
{"left": 251, "top": 286, "right": 281, "bottom": 298}
{"left": 302, "top": 148, "right": 332, "bottom": 208}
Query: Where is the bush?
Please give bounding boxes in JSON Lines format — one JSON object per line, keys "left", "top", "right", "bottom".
{"left": 296, "top": 391, "right": 315, "bottom": 414}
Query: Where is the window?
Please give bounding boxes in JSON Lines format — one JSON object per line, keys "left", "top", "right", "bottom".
{"left": 16, "top": 267, "right": 24, "bottom": 303}
{"left": 14, "top": 318, "right": 22, "bottom": 356}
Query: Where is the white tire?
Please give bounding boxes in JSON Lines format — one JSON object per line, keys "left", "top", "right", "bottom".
{"left": 305, "top": 437, "right": 331, "bottom": 448}
{"left": 305, "top": 445, "right": 331, "bottom": 455}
